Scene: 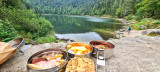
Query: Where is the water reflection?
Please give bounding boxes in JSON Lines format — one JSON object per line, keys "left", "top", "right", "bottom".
{"left": 87, "top": 18, "right": 107, "bottom": 22}
{"left": 55, "top": 32, "right": 103, "bottom": 42}
{"left": 43, "top": 15, "right": 123, "bottom": 41}
{"left": 69, "top": 15, "right": 110, "bottom": 22}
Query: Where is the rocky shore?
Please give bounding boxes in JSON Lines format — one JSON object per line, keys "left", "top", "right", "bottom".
{"left": 0, "top": 17, "right": 160, "bottom": 72}
{"left": 0, "top": 31, "right": 160, "bottom": 72}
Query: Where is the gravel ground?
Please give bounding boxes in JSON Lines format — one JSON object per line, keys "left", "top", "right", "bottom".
{"left": 0, "top": 36, "right": 160, "bottom": 72}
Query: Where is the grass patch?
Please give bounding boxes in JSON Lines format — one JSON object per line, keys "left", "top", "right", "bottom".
{"left": 153, "top": 20, "right": 160, "bottom": 25}
{"left": 132, "top": 18, "right": 159, "bottom": 30}
{"left": 34, "top": 35, "right": 56, "bottom": 44}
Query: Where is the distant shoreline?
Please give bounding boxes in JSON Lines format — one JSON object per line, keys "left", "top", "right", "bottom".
{"left": 42, "top": 14, "right": 128, "bottom": 25}
{"left": 41, "top": 14, "right": 54, "bottom": 15}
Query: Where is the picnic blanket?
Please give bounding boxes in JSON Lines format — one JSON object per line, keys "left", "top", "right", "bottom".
{"left": 0, "top": 42, "right": 17, "bottom": 64}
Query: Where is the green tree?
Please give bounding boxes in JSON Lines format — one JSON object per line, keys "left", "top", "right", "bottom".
{"left": 0, "top": 0, "right": 54, "bottom": 41}
{"left": 136, "top": 0, "right": 160, "bottom": 18}
{"left": 0, "top": 19, "right": 20, "bottom": 42}
{"left": 116, "top": 6, "right": 124, "bottom": 18}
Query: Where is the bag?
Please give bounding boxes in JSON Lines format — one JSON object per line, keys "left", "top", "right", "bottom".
{"left": 0, "top": 42, "right": 17, "bottom": 64}
{"left": 128, "top": 27, "right": 131, "bottom": 31}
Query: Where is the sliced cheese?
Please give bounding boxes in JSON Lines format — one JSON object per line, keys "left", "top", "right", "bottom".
{"left": 71, "top": 47, "right": 86, "bottom": 51}
{"left": 76, "top": 51, "right": 82, "bottom": 55}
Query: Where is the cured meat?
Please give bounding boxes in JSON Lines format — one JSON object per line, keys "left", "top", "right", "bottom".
{"left": 28, "top": 52, "right": 64, "bottom": 69}
{"left": 32, "top": 57, "right": 45, "bottom": 64}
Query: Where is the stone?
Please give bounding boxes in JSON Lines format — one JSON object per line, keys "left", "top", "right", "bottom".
{"left": 130, "top": 25, "right": 134, "bottom": 27}
{"left": 55, "top": 41, "right": 59, "bottom": 43}
{"left": 119, "top": 29, "right": 125, "bottom": 32}
{"left": 115, "top": 32, "right": 123, "bottom": 38}
{"left": 29, "top": 39, "right": 36, "bottom": 45}
{"left": 70, "top": 40, "right": 75, "bottom": 42}
{"left": 121, "top": 26, "right": 127, "bottom": 29}
{"left": 141, "top": 30, "right": 147, "bottom": 35}
{"left": 137, "top": 25, "right": 147, "bottom": 29}
{"left": 143, "top": 29, "right": 160, "bottom": 35}
{"left": 127, "top": 23, "right": 130, "bottom": 25}
{"left": 130, "top": 22, "right": 136, "bottom": 24}
{"left": 157, "top": 26, "right": 160, "bottom": 29}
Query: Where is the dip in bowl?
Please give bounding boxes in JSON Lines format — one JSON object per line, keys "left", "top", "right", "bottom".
{"left": 90, "top": 41, "right": 115, "bottom": 59}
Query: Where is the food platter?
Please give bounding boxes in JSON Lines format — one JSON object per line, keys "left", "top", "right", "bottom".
{"left": 27, "top": 48, "right": 68, "bottom": 72}
{"left": 27, "top": 41, "right": 115, "bottom": 72}
{"left": 66, "top": 57, "right": 95, "bottom": 72}
{"left": 65, "top": 42, "right": 92, "bottom": 59}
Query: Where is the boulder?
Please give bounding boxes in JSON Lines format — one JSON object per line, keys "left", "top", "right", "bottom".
{"left": 115, "top": 32, "right": 123, "bottom": 38}
{"left": 127, "top": 23, "right": 130, "bottom": 25}
{"left": 70, "top": 40, "right": 75, "bottom": 42}
{"left": 141, "top": 30, "right": 147, "bottom": 35}
{"left": 130, "top": 25, "right": 134, "bottom": 27}
{"left": 119, "top": 29, "right": 126, "bottom": 32}
{"left": 130, "top": 22, "right": 136, "bottom": 24}
{"left": 157, "top": 26, "right": 160, "bottom": 29}
{"left": 137, "top": 25, "right": 147, "bottom": 29}
{"left": 141, "top": 29, "right": 160, "bottom": 35}
{"left": 121, "top": 26, "right": 127, "bottom": 29}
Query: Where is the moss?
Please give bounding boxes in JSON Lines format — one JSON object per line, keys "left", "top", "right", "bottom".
{"left": 93, "top": 29, "right": 116, "bottom": 40}
{"left": 128, "top": 19, "right": 137, "bottom": 23}
{"left": 148, "top": 32, "right": 160, "bottom": 36}
{"left": 24, "top": 38, "right": 30, "bottom": 44}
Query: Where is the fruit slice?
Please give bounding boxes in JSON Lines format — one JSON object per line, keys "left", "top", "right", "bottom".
{"left": 76, "top": 51, "right": 82, "bottom": 54}
{"left": 71, "top": 47, "right": 86, "bottom": 51}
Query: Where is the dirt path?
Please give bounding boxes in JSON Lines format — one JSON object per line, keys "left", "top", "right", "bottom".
{"left": 0, "top": 36, "right": 160, "bottom": 72}
{"left": 123, "top": 30, "right": 143, "bottom": 38}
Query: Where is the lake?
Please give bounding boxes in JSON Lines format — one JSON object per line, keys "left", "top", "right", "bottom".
{"left": 43, "top": 15, "right": 123, "bottom": 42}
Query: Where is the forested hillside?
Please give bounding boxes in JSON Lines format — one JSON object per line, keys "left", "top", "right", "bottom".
{"left": 25, "top": 0, "right": 160, "bottom": 19}
{"left": 0, "top": 0, "right": 160, "bottom": 43}
{"left": 0, "top": 0, "right": 56, "bottom": 43}
{"left": 25, "top": 0, "right": 98, "bottom": 15}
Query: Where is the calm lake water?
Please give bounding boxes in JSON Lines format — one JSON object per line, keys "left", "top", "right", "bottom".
{"left": 43, "top": 15, "right": 123, "bottom": 42}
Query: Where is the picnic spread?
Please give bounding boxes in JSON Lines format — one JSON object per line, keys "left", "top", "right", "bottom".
{"left": 0, "top": 38, "right": 114, "bottom": 72}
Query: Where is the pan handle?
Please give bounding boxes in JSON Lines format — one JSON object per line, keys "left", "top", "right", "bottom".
{"left": 96, "top": 50, "right": 98, "bottom": 72}
{"left": 103, "top": 50, "right": 106, "bottom": 72}
{"left": 96, "top": 50, "right": 106, "bottom": 72}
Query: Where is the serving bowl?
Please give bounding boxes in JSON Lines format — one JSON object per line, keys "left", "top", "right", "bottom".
{"left": 65, "top": 42, "right": 92, "bottom": 59}
{"left": 8, "top": 38, "right": 25, "bottom": 54}
{"left": 90, "top": 41, "right": 115, "bottom": 59}
{"left": 27, "top": 48, "right": 68, "bottom": 72}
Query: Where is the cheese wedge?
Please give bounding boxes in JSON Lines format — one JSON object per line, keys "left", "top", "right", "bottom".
{"left": 28, "top": 64, "right": 46, "bottom": 69}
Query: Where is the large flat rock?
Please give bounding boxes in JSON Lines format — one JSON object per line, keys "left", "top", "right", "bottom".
{"left": 0, "top": 37, "right": 160, "bottom": 72}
